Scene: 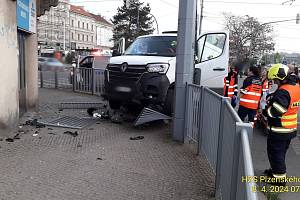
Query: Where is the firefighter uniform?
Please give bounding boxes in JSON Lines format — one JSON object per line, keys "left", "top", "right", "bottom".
{"left": 262, "top": 79, "right": 272, "bottom": 95}
{"left": 238, "top": 75, "right": 262, "bottom": 123}
{"left": 224, "top": 70, "right": 238, "bottom": 98}
{"left": 263, "top": 64, "right": 300, "bottom": 185}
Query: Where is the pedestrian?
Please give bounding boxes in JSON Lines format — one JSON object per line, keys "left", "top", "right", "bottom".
{"left": 263, "top": 63, "right": 300, "bottom": 186}
{"left": 238, "top": 66, "right": 262, "bottom": 126}
{"left": 224, "top": 65, "right": 238, "bottom": 107}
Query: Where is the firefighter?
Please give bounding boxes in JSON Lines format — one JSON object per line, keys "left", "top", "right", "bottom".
{"left": 224, "top": 65, "right": 238, "bottom": 107}
{"left": 238, "top": 66, "right": 262, "bottom": 125}
{"left": 263, "top": 63, "right": 300, "bottom": 186}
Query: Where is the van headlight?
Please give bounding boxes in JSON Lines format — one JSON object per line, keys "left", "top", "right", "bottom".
{"left": 146, "top": 63, "right": 169, "bottom": 74}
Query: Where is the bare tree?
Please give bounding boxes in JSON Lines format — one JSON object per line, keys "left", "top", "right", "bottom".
{"left": 224, "top": 13, "right": 275, "bottom": 64}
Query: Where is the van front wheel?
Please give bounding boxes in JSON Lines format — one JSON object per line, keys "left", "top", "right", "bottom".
{"left": 109, "top": 100, "right": 121, "bottom": 109}
{"left": 163, "top": 87, "right": 174, "bottom": 116}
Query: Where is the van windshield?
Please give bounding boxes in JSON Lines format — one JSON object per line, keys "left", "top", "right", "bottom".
{"left": 124, "top": 36, "right": 177, "bottom": 57}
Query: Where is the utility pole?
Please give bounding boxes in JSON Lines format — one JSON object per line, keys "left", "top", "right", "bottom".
{"left": 173, "top": 0, "right": 197, "bottom": 142}
{"left": 199, "top": 0, "right": 204, "bottom": 34}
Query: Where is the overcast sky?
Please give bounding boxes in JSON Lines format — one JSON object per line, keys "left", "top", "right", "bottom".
{"left": 70, "top": 0, "right": 300, "bottom": 53}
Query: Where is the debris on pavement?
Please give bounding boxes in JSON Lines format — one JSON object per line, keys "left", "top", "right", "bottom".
{"left": 13, "top": 134, "right": 21, "bottom": 140}
{"left": 48, "top": 132, "right": 56, "bottom": 135}
{"left": 129, "top": 136, "right": 144, "bottom": 140}
{"left": 32, "top": 133, "right": 39, "bottom": 137}
{"left": 5, "top": 138, "right": 14, "bottom": 142}
{"left": 25, "top": 119, "right": 46, "bottom": 128}
{"left": 97, "top": 157, "right": 103, "bottom": 160}
{"left": 0, "top": 138, "right": 3, "bottom": 141}
{"left": 48, "top": 127, "right": 53, "bottom": 130}
{"left": 87, "top": 107, "right": 110, "bottom": 120}
{"left": 63, "top": 131, "right": 78, "bottom": 137}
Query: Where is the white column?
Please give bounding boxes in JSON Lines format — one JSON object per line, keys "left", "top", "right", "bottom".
{"left": 0, "top": 1, "right": 19, "bottom": 136}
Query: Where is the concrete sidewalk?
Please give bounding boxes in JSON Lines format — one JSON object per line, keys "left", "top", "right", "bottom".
{"left": 0, "top": 88, "right": 215, "bottom": 200}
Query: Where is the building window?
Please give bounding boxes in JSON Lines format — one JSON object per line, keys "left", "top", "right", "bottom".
{"left": 91, "top": 36, "right": 93, "bottom": 42}
{"left": 82, "top": 34, "right": 84, "bottom": 41}
{"left": 86, "top": 35, "right": 89, "bottom": 42}
{"left": 82, "top": 22, "right": 84, "bottom": 29}
{"left": 92, "top": 25, "right": 93, "bottom": 31}
{"left": 78, "top": 21, "right": 80, "bottom": 28}
{"left": 72, "top": 32, "right": 74, "bottom": 40}
{"left": 87, "top": 23, "right": 89, "bottom": 30}
{"left": 78, "top": 34, "right": 80, "bottom": 40}
{"left": 72, "top": 20, "right": 74, "bottom": 27}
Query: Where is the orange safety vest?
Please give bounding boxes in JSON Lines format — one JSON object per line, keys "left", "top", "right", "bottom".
{"left": 240, "top": 81, "right": 262, "bottom": 110}
{"left": 275, "top": 84, "right": 300, "bottom": 132}
{"left": 262, "top": 79, "right": 270, "bottom": 93}
{"left": 224, "top": 72, "right": 237, "bottom": 97}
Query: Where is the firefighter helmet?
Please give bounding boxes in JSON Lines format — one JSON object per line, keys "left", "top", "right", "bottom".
{"left": 268, "top": 63, "right": 289, "bottom": 81}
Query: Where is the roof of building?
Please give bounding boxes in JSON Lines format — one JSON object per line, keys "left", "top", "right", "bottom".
{"left": 70, "top": 5, "right": 113, "bottom": 26}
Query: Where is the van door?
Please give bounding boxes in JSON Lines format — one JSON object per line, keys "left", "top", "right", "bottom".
{"left": 194, "top": 31, "right": 229, "bottom": 93}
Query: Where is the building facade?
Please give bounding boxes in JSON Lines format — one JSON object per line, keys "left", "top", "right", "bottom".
{"left": 37, "top": 0, "right": 113, "bottom": 53}
{"left": 0, "top": 0, "right": 58, "bottom": 136}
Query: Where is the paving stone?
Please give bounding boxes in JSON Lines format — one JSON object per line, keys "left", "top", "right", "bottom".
{"left": 0, "top": 88, "right": 215, "bottom": 200}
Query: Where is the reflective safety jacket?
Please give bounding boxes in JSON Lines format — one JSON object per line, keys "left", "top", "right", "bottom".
{"left": 262, "top": 79, "right": 272, "bottom": 94}
{"left": 240, "top": 76, "right": 262, "bottom": 110}
{"left": 224, "top": 70, "right": 238, "bottom": 97}
{"left": 265, "top": 83, "right": 300, "bottom": 134}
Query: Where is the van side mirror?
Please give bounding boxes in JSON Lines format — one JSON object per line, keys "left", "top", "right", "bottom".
{"left": 112, "top": 49, "right": 121, "bottom": 57}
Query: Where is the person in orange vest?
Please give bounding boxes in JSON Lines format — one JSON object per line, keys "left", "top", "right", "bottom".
{"left": 238, "top": 66, "right": 262, "bottom": 125}
{"left": 224, "top": 65, "right": 238, "bottom": 107}
{"left": 262, "top": 63, "right": 300, "bottom": 186}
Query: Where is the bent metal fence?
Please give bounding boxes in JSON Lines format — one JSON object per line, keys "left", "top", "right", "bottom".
{"left": 185, "top": 84, "right": 257, "bottom": 200}
{"left": 39, "top": 68, "right": 105, "bottom": 96}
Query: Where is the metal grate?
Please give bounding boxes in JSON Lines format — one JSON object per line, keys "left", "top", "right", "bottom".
{"left": 39, "top": 116, "right": 96, "bottom": 129}
{"left": 134, "top": 107, "right": 171, "bottom": 126}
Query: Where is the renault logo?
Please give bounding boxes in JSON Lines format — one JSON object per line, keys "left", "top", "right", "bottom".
{"left": 120, "top": 62, "right": 128, "bottom": 72}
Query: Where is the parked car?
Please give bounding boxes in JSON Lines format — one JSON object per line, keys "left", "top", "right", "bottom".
{"left": 38, "top": 57, "right": 68, "bottom": 72}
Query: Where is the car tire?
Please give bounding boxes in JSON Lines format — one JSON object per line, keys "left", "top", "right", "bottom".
{"left": 109, "top": 100, "right": 121, "bottom": 109}
{"left": 163, "top": 87, "right": 174, "bottom": 116}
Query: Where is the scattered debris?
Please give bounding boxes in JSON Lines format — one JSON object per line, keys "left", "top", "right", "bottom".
{"left": 87, "top": 107, "right": 110, "bottom": 120}
{"left": 77, "top": 144, "right": 82, "bottom": 148}
{"left": 32, "top": 131, "right": 39, "bottom": 137}
{"left": 58, "top": 109, "right": 63, "bottom": 112}
{"left": 88, "top": 128, "right": 94, "bottom": 130}
{"left": 63, "top": 131, "right": 78, "bottom": 137}
{"left": 48, "top": 128, "right": 53, "bottom": 130}
{"left": 48, "top": 132, "right": 56, "bottom": 135}
{"left": 5, "top": 138, "right": 14, "bottom": 142}
{"left": 25, "top": 119, "right": 46, "bottom": 128}
{"left": 129, "top": 136, "right": 144, "bottom": 140}
{"left": 97, "top": 157, "right": 103, "bottom": 160}
{"left": 39, "top": 137, "right": 42, "bottom": 139}
{"left": 13, "top": 134, "right": 21, "bottom": 140}
{"left": 0, "top": 138, "right": 3, "bottom": 141}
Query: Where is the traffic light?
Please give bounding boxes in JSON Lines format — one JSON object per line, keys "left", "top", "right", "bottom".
{"left": 297, "top": 13, "right": 300, "bottom": 24}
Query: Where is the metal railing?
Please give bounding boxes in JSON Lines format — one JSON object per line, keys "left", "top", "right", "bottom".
{"left": 38, "top": 70, "right": 73, "bottom": 89}
{"left": 39, "top": 68, "right": 105, "bottom": 96}
{"left": 185, "top": 84, "right": 257, "bottom": 200}
{"left": 73, "top": 68, "right": 105, "bottom": 95}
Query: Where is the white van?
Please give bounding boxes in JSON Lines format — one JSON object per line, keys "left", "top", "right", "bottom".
{"left": 104, "top": 31, "right": 229, "bottom": 114}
